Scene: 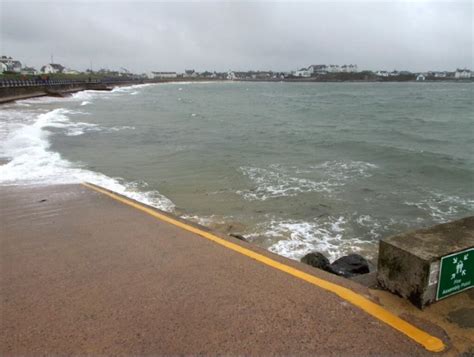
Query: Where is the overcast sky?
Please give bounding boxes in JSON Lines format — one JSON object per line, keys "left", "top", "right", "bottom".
{"left": 1, "top": 0, "right": 472, "bottom": 73}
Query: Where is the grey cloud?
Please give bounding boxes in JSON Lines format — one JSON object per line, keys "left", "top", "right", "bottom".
{"left": 0, "top": 1, "right": 472, "bottom": 73}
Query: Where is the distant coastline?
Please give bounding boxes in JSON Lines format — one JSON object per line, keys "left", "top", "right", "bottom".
{"left": 1, "top": 76, "right": 472, "bottom": 105}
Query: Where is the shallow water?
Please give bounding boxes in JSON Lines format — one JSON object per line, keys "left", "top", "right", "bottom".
{"left": 1, "top": 82, "right": 473, "bottom": 262}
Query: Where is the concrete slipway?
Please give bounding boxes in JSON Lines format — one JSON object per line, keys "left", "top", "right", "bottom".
{"left": 1, "top": 183, "right": 468, "bottom": 355}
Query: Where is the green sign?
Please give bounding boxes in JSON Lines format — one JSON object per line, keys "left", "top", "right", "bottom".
{"left": 437, "top": 248, "right": 474, "bottom": 300}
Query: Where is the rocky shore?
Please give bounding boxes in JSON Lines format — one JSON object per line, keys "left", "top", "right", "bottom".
{"left": 230, "top": 231, "right": 373, "bottom": 284}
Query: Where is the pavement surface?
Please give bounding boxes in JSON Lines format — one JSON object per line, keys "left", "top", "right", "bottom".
{"left": 0, "top": 184, "right": 444, "bottom": 355}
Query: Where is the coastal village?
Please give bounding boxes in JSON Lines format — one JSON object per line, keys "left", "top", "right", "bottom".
{"left": 1, "top": 55, "right": 472, "bottom": 82}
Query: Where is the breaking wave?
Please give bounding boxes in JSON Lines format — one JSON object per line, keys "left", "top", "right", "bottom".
{"left": 247, "top": 216, "right": 374, "bottom": 262}
{"left": 0, "top": 107, "right": 174, "bottom": 212}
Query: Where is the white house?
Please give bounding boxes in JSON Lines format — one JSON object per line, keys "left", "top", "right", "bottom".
{"left": 0, "top": 56, "right": 22, "bottom": 72}
{"left": 21, "top": 66, "right": 38, "bottom": 75}
{"left": 148, "top": 71, "right": 177, "bottom": 79}
{"left": 183, "top": 69, "right": 197, "bottom": 77}
{"left": 327, "top": 65, "right": 341, "bottom": 73}
{"left": 455, "top": 69, "right": 471, "bottom": 79}
{"left": 294, "top": 68, "right": 311, "bottom": 77}
{"left": 0, "top": 62, "right": 8, "bottom": 73}
{"left": 341, "top": 64, "right": 358, "bottom": 73}
{"left": 416, "top": 74, "right": 426, "bottom": 81}
{"left": 41, "top": 63, "right": 65, "bottom": 74}
{"left": 63, "top": 68, "right": 80, "bottom": 75}
{"left": 375, "top": 70, "right": 389, "bottom": 77}
{"left": 227, "top": 71, "right": 236, "bottom": 80}
{"left": 308, "top": 65, "right": 327, "bottom": 75}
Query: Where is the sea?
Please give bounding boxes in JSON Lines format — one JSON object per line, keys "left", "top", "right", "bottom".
{"left": 1, "top": 81, "right": 472, "bottom": 263}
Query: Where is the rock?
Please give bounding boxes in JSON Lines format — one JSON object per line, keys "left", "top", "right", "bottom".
{"left": 301, "top": 252, "right": 330, "bottom": 270}
{"left": 329, "top": 254, "right": 370, "bottom": 278}
{"left": 229, "top": 233, "right": 247, "bottom": 242}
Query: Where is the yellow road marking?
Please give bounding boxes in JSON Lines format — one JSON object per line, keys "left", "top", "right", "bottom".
{"left": 82, "top": 182, "right": 445, "bottom": 352}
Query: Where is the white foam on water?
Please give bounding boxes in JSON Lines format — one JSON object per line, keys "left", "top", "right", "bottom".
{"left": 405, "top": 192, "right": 474, "bottom": 223}
{"left": 111, "top": 83, "right": 156, "bottom": 93}
{"left": 356, "top": 214, "right": 383, "bottom": 239}
{"left": 181, "top": 214, "right": 227, "bottom": 227}
{"left": 297, "top": 160, "right": 378, "bottom": 181}
{"left": 238, "top": 161, "right": 378, "bottom": 201}
{"left": 248, "top": 216, "right": 369, "bottom": 261}
{"left": 0, "top": 107, "right": 174, "bottom": 212}
{"left": 14, "top": 84, "right": 155, "bottom": 107}
{"left": 237, "top": 165, "right": 335, "bottom": 201}
{"left": 71, "top": 90, "right": 101, "bottom": 101}
{"left": 17, "top": 96, "right": 68, "bottom": 104}
{"left": 108, "top": 125, "right": 136, "bottom": 132}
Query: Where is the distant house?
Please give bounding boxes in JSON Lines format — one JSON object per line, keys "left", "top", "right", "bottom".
{"left": 200, "top": 71, "right": 216, "bottom": 78}
{"left": 0, "top": 62, "right": 8, "bottom": 74}
{"left": 308, "top": 65, "right": 327, "bottom": 75}
{"left": 64, "top": 68, "right": 80, "bottom": 75}
{"left": 254, "top": 71, "right": 273, "bottom": 79}
{"left": 148, "top": 71, "right": 177, "bottom": 79}
{"left": 41, "top": 63, "right": 65, "bottom": 74}
{"left": 227, "top": 71, "right": 236, "bottom": 80}
{"left": 0, "top": 56, "right": 22, "bottom": 72}
{"left": 184, "top": 69, "right": 197, "bottom": 77}
{"left": 416, "top": 74, "right": 426, "bottom": 81}
{"left": 327, "top": 65, "right": 341, "bottom": 73}
{"left": 454, "top": 69, "right": 471, "bottom": 79}
{"left": 348, "top": 64, "right": 358, "bottom": 72}
{"left": 341, "top": 64, "right": 358, "bottom": 73}
{"left": 294, "top": 68, "right": 311, "bottom": 77}
{"left": 9, "top": 61, "right": 22, "bottom": 72}
{"left": 389, "top": 71, "right": 399, "bottom": 77}
{"left": 375, "top": 70, "right": 389, "bottom": 77}
{"left": 433, "top": 72, "right": 447, "bottom": 78}
{"left": 21, "top": 66, "right": 38, "bottom": 75}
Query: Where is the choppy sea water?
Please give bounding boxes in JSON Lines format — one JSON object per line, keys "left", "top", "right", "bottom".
{"left": 1, "top": 82, "right": 472, "bottom": 262}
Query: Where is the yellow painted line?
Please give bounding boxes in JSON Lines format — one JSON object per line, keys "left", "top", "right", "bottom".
{"left": 82, "top": 182, "right": 445, "bottom": 353}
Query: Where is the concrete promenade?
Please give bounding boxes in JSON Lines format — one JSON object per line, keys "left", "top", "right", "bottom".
{"left": 1, "top": 184, "right": 444, "bottom": 355}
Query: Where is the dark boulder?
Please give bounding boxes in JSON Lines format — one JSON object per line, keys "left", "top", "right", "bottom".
{"left": 301, "top": 252, "right": 330, "bottom": 270}
{"left": 229, "top": 233, "right": 248, "bottom": 242}
{"left": 328, "top": 254, "right": 370, "bottom": 278}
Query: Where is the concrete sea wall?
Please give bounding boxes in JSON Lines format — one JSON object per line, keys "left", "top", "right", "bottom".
{"left": 0, "top": 81, "right": 142, "bottom": 104}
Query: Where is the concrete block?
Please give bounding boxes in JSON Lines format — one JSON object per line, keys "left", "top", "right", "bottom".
{"left": 377, "top": 216, "right": 474, "bottom": 309}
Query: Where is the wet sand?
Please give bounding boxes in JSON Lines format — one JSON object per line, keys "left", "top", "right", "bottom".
{"left": 0, "top": 184, "right": 446, "bottom": 355}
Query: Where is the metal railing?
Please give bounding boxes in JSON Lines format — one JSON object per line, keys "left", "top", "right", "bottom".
{"left": 0, "top": 78, "right": 142, "bottom": 88}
